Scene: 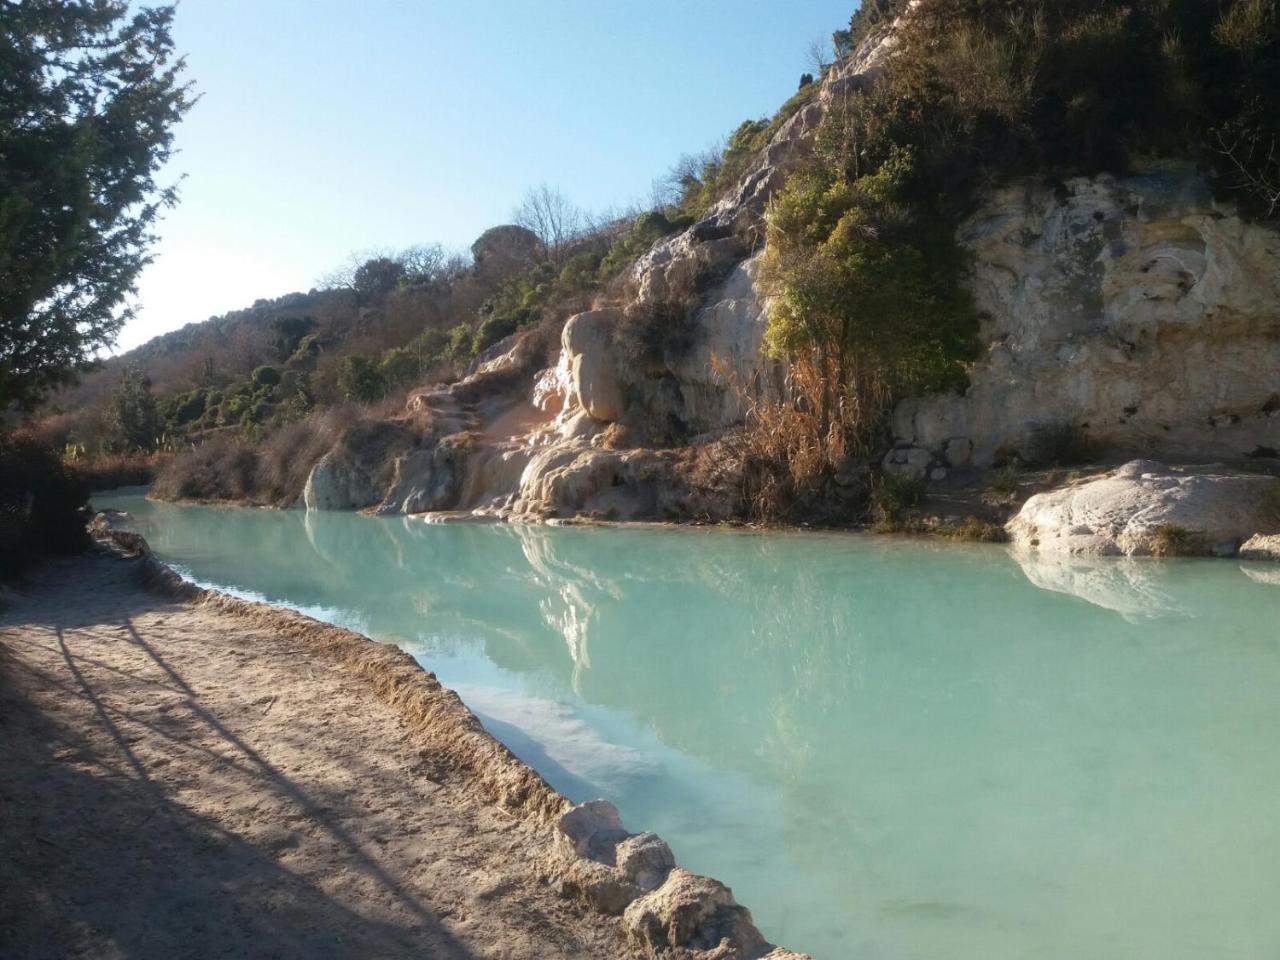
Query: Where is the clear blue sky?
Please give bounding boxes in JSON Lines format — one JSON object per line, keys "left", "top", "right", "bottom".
{"left": 123, "top": 0, "right": 854, "bottom": 350}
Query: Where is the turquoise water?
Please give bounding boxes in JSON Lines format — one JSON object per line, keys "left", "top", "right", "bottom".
{"left": 96, "top": 493, "right": 1280, "bottom": 959}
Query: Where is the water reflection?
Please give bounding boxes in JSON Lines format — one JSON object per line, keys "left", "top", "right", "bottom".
{"left": 1009, "top": 549, "right": 1189, "bottom": 619}
{"left": 101, "top": 496, "right": 1280, "bottom": 960}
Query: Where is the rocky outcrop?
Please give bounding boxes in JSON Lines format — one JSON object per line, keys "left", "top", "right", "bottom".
{"left": 303, "top": 31, "right": 1280, "bottom": 527}
{"left": 302, "top": 421, "right": 420, "bottom": 511}
{"left": 563, "top": 310, "right": 625, "bottom": 423}
{"left": 1240, "top": 534, "right": 1280, "bottom": 562}
{"left": 894, "top": 167, "right": 1280, "bottom": 467}
{"left": 551, "top": 799, "right": 800, "bottom": 959}
{"left": 554, "top": 255, "right": 776, "bottom": 441}
{"left": 1006, "top": 460, "right": 1280, "bottom": 557}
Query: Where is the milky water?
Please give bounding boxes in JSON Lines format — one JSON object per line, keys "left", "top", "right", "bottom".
{"left": 96, "top": 492, "right": 1280, "bottom": 959}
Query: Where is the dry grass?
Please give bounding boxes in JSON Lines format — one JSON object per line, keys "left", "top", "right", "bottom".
{"left": 984, "top": 461, "right": 1024, "bottom": 505}
{"left": 153, "top": 407, "right": 361, "bottom": 507}
{"left": 1150, "top": 524, "right": 1208, "bottom": 557}
{"left": 870, "top": 472, "right": 925, "bottom": 532}
{"left": 936, "top": 516, "right": 1008, "bottom": 543}
{"left": 68, "top": 452, "right": 167, "bottom": 491}
{"left": 721, "top": 357, "right": 890, "bottom": 523}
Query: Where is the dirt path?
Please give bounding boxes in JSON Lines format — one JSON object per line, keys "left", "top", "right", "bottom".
{"left": 0, "top": 550, "right": 641, "bottom": 960}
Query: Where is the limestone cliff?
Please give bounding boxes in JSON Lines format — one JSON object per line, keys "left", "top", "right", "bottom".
{"left": 303, "top": 24, "right": 1280, "bottom": 522}
{"left": 895, "top": 167, "right": 1280, "bottom": 470}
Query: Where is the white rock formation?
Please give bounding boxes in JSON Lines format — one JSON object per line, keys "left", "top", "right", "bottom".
{"left": 550, "top": 800, "right": 804, "bottom": 958}
{"left": 1006, "top": 460, "right": 1280, "bottom": 557}
{"left": 894, "top": 168, "right": 1280, "bottom": 466}
{"left": 561, "top": 310, "right": 625, "bottom": 423}
{"left": 1240, "top": 534, "right": 1280, "bottom": 562}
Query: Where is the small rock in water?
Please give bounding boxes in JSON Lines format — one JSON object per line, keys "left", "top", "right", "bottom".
{"left": 1241, "top": 534, "right": 1280, "bottom": 562}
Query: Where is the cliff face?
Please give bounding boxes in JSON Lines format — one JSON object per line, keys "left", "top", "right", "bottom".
{"left": 303, "top": 26, "right": 1280, "bottom": 521}
{"left": 895, "top": 167, "right": 1280, "bottom": 470}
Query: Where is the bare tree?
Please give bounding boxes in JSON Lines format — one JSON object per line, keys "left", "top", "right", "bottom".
{"left": 806, "top": 36, "right": 834, "bottom": 77}
{"left": 1216, "top": 127, "right": 1280, "bottom": 218}
{"left": 513, "top": 183, "right": 585, "bottom": 266}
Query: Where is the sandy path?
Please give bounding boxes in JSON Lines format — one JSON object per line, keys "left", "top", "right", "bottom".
{"left": 0, "top": 550, "right": 641, "bottom": 960}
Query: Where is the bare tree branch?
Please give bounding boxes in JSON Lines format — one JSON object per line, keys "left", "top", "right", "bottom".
{"left": 1215, "top": 128, "right": 1280, "bottom": 218}
{"left": 513, "top": 183, "right": 585, "bottom": 267}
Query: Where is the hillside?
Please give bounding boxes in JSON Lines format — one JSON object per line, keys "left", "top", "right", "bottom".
{"left": 45, "top": 0, "right": 1280, "bottom": 528}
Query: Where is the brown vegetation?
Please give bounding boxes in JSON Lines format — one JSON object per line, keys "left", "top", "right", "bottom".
{"left": 152, "top": 408, "right": 360, "bottom": 506}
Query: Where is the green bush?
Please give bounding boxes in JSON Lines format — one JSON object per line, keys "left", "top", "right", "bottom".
{"left": 851, "top": 0, "right": 1280, "bottom": 216}
{"left": 337, "top": 355, "right": 387, "bottom": 403}
{"left": 251, "top": 365, "right": 281, "bottom": 389}
{"left": 377, "top": 347, "right": 422, "bottom": 388}
{"left": 613, "top": 297, "right": 701, "bottom": 371}
{"left": 446, "top": 324, "right": 477, "bottom": 367}
{"left": 106, "top": 366, "right": 159, "bottom": 453}
{"left": 473, "top": 313, "right": 519, "bottom": 355}
{"left": 870, "top": 471, "right": 925, "bottom": 530}
{"left": 761, "top": 148, "right": 979, "bottom": 444}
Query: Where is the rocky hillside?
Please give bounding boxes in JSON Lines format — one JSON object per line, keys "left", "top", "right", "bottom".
{"left": 152, "top": 1, "right": 1280, "bottom": 535}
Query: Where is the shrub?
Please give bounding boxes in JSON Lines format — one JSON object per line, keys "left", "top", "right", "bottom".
{"left": 152, "top": 407, "right": 357, "bottom": 507}
{"left": 377, "top": 347, "right": 422, "bottom": 389}
{"left": 254, "top": 407, "right": 356, "bottom": 506}
{"left": 165, "top": 388, "right": 209, "bottom": 428}
{"left": 69, "top": 451, "right": 164, "bottom": 492}
{"left": 1027, "top": 421, "right": 1095, "bottom": 467}
{"left": 106, "top": 365, "right": 159, "bottom": 453}
{"left": 473, "top": 312, "right": 519, "bottom": 356}
{"left": 337, "top": 355, "right": 387, "bottom": 403}
{"left": 938, "top": 517, "right": 1008, "bottom": 542}
{"left": 871, "top": 471, "right": 924, "bottom": 530}
{"left": 761, "top": 148, "right": 979, "bottom": 457}
{"left": 613, "top": 297, "right": 701, "bottom": 371}
{"left": 251, "top": 365, "right": 281, "bottom": 389}
{"left": 151, "top": 435, "right": 259, "bottom": 503}
{"left": 0, "top": 433, "right": 90, "bottom": 578}
{"left": 986, "top": 461, "right": 1023, "bottom": 499}
{"left": 1151, "top": 523, "right": 1208, "bottom": 557}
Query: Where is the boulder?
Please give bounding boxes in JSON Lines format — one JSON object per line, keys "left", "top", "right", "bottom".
{"left": 883, "top": 446, "right": 933, "bottom": 481}
{"left": 1006, "top": 460, "right": 1280, "bottom": 557}
{"left": 622, "top": 868, "right": 764, "bottom": 956}
{"left": 1240, "top": 533, "right": 1280, "bottom": 562}
{"left": 375, "top": 439, "right": 467, "bottom": 515}
{"left": 551, "top": 801, "right": 675, "bottom": 918}
{"left": 562, "top": 310, "right": 624, "bottom": 423}
{"left": 555, "top": 799, "right": 628, "bottom": 862}
{"left": 303, "top": 453, "right": 383, "bottom": 511}
{"left": 615, "top": 832, "right": 675, "bottom": 892}
{"left": 470, "top": 224, "right": 541, "bottom": 284}
{"left": 944, "top": 437, "right": 973, "bottom": 468}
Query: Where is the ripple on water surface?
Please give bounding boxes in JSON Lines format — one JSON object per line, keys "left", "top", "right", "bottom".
{"left": 97, "top": 493, "right": 1280, "bottom": 960}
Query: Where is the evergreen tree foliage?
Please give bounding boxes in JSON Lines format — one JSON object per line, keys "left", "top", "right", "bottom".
{"left": 0, "top": 1, "right": 193, "bottom": 410}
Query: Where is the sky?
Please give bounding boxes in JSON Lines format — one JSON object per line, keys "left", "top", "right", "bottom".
{"left": 121, "top": 0, "right": 854, "bottom": 351}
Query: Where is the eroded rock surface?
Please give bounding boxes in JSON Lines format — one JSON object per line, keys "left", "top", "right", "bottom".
{"left": 1006, "top": 460, "right": 1280, "bottom": 557}
{"left": 1240, "top": 533, "right": 1280, "bottom": 562}
{"left": 549, "top": 800, "right": 797, "bottom": 959}
{"left": 895, "top": 168, "right": 1280, "bottom": 466}
{"left": 300, "top": 34, "right": 1280, "bottom": 528}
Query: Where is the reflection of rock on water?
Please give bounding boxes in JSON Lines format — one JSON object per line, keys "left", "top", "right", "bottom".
{"left": 1241, "top": 564, "right": 1280, "bottom": 586}
{"left": 1010, "top": 548, "right": 1186, "bottom": 620}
